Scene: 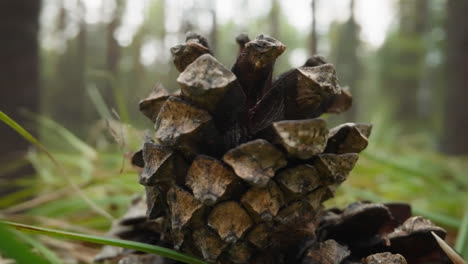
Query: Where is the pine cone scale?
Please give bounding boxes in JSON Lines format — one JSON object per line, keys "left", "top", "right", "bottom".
{"left": 99, "top": 33, "right": 451, "bottom": 264}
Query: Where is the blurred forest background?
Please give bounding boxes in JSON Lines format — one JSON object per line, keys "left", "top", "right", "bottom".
{"left": 1, "top": 0, "right": 468, "bottom": 261}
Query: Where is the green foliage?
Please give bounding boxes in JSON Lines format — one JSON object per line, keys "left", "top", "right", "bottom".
{"left": 14, "top": 231, "right": 62, "bottom": 264}
{"left": 0, "top": 224, "right": 49, "bottom": 264}
{"left": 2, "top": 105, "right": 467, "bottom": 262}
{"left": 329, "top": 17, "right": 362, "bottom": 85}
{"left": 378, "top": 31, "right": 426, "bottom": 81}
{"left": 0, "top": 109, "right": 208, "bottom": 263}
{"left": 456, "top": 208, "right": 468, "bottom": 259}
{"left": 0, "top": 111, "right": 114, "bottom": 221}
{"left": 0, "top": 111, "right": 44, "bottom": 152}
{"left": 4, "top": 1, "right": 466, "bottom": 262}
{"left": 0, "top": 221, "right": 207, "bottom": 264}
{"left": 328, "top": 109, "right": 467, "bottom": 230}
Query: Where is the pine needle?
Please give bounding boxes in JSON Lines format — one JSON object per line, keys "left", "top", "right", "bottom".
{"left": 431, "top": 231, "right": 466, "bottom": 264}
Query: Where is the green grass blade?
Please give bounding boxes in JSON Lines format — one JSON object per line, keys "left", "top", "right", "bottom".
{"left": 0, "top": 111, "right": 43, "bottom": 150}
{"left": 0, "top": 223, "right": 49, "bottom": 264}
{"left": 342, "top": 185, "right": 461, "bottom": 229}
{"left": 87, "top": 85, "right": 113, "bottom": 120}
{"left": 25, "top": 112, "right": 97, "bottom": 159}
{"left": 14, "top": 231, "right": 62, "bottom": 264}
{"left": 0, "top": 111, "right": 62, "bottom": 169}
{"left": 455, "top": 206, "right": 468, "bottom": 258}
{"left": 412, "top": 208, "right": 461, "bottom": 230}
{"left": 361, "top": 150, "right": 428, "bottom": 177}
{"left": 0, "top": 186, "right": 37, "bottom": 208}
{"left": 1, "top": 220, "right": 207, "bottom": 264}
{"left": 0, "top": 111, "right": 113, "bottom": 221}
{"left": 88, "top": 70, "right": 129, "bottom": 123}
{"left": 0, "top": 157, "right": 30, "bottom": 177}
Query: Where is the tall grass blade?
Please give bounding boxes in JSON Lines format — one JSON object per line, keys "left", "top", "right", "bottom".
{"left": 87, "top": 84, "right": 113, "bottom": 120}
{"left": 455, "top": 207, "right": 468, "bottom": 258}
{"left": 25, "top": 112, "right": 97, "bottom": 159}
{"left": 0, "top": 111, "right": 113, "bottom": 221}
{"left": 88, "top": 70, "right": 129, "bottom": 123}
{"left": 0, "top": 111, "right": 43, "bottom": 150}
{"left": 412, "top": 208, "right": 461, "bottom": 230}
{"left": 14, "top": 230, "right": 62, "bottom": 264}
{"left": 1, "top": 220, "right": 207, "bottom": 264}
{"left": 0, "top": 223, "right": 49, "bottom": 264}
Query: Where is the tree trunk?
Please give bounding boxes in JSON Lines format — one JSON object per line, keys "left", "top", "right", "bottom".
{"left": 51, "top": 1, "right": 89, "bottom": 136}
{"left": 330, "top": 0, "right": 360, "bottom": 120}
{"left": 440, "top": 0, "right": 468, "bottom": 154}
{"left": 107, "top": 21, "right": 120, "bottom": 78}
{"left": 269, "top": 0, "right": 280, "bottom": 38}
{"left": 105, "top": 0, "right": 124, "bottom": 109}
{"left": 209, "top": 0, "right": 217, "bottom": 55}
{"left": 310, "top": 0, "right": 318, "bottom": 55}
{"left": 377, "top": 0, "right": 429, "bottom": 128}
{"left": 0, "top": 0, "right": 41, "bottom": 197}
{"left": 395, "top": 0, "right": 428, "bottom": 124}
{"left": 75, "top": 1, "right": 88, "bottom": 132}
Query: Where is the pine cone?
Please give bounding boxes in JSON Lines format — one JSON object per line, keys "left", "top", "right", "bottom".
{"left": 97, "top": 33, "right": 451, "bottom": 264}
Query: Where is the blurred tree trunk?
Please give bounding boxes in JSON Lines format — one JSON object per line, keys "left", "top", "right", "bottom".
{"left": 105, "top": 0, "right": 124, "bottom": 110}
{"left": 0, "top": 0, "right": 41, "bottom": 197}
{"left": 377, "top": 0, "right": 428, "bottom": 128}
{"left": 309, "top": 0, "right": 317, "bottom": 55}
{"left": 107, "top": 14, "right": 120, "bottom": 78}
{"left": 331, "top": 0, "right": 361, "bottom": 120}
{"left": 269, "top": 0, "right": 280, "bottom": 38}
{"left": 395, "top": 0, "right": 428, "bottom": 123}
{"left": 440, "top": 0, "right": 468, "bottom": 155}
{"left": 75, "top": 1, "right": 88, "bottom": 132}
{"left": 209, "top": 0, "right": 218, "bottom": 54}
{"left": 181, "top": 1, "right": 195, "bottom": 34}
{"left": 51, "top": 2, "right": 89, "bottom": 136}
